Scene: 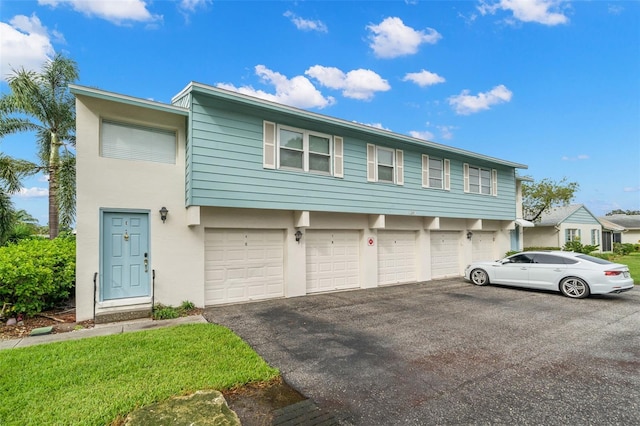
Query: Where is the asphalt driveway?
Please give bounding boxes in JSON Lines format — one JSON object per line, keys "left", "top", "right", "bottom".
{"left": 204, "top": 279, "right": 640, "bottom": 425}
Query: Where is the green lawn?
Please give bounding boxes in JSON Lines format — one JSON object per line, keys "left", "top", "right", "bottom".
{"left": 0, "top": 323, "right": 278, "bottom": 426}
{"left": 618, "top": 252, "right": 640, "bottom": 284}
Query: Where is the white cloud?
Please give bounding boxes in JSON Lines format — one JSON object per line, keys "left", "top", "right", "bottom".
{"left": 477, "top": 0, "right": 569, "bottom": 26}
{"left": 305, "top": 66, "right": 390, "bottom": 100}
{"left": 38, "top": 0, "right": 161, "bottom": 25}
{"left": 284, "top": 11, "right": 328, "bottom": 33}
{"left": 217, "top": 65, "right": 335, "bottom": 109}
{"left": 623, "top": 186, "right": 640, "bottom": 193}
{"left": 409, "top": 130, "right": 435, "bottom": 141}
{"left": 0, "top": 14, "right": 57, "bottom": 80}
{"left": 437, "top": 125, "right": 455, "bottom": 140}
{"left": 367, "top": 17, "right": 441, "bottom": 59}
{"left": 356, "top": 122, "right": 391, "bottom": 131}
{"left": 403, "top": 69, "right": 445, "bottom": 87}
{"left": 561, "top": 154, "right": 589, "bottom": 161}
{"left": 14, "top": 187, "right": 49, "bottom": 198}
{"left": 448, "top": 84, "right": 513, "bottom": 115}
{"left": 180, "top": 0, "right": 211, "bottom": 12}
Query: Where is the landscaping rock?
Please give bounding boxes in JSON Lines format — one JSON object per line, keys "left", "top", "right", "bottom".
{"left": 124, "top": 390, "right": 240, "bottom": 426}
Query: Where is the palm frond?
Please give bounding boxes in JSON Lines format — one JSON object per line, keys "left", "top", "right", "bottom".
{"left": 57, "top": 152, "right": 76, "bottom": 229}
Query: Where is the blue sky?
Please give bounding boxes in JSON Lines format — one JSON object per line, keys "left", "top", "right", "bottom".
{"left": 1, "top": 0, "right": 639, "bottom": 224}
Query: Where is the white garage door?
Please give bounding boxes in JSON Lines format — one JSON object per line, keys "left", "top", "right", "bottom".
{"left": 205, "top": 229, "right": 284, "bottom": 305}
{"left": 306, "top": 230, "right": 360, "bottom": 293}
{"left": 378, "top": 231, "right": 417, "bottom": 285}
{"left": 472, "top": 231, "right": 495, "bottom": 262}
{"left": 431, "top": 231, "right": 461, "bottom": 279}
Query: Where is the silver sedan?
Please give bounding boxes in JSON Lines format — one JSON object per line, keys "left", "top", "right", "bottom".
{"left": 464, "top": 251, "right": 634, "bottom": 298}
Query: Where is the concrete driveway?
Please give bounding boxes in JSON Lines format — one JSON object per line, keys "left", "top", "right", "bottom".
{"left": 204, "top": 279, "right": 640, "bottom": 425}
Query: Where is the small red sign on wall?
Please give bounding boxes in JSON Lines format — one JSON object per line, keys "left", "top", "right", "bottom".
{"left": 368, "top": 238, "right": 375, "bottom": 246}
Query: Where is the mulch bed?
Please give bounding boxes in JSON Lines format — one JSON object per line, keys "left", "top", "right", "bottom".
{"left": 0, "top": 308, "right": 94, "bottom": 340}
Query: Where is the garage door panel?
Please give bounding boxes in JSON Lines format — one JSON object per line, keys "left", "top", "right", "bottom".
{"left": 205, "top": 229, "right": 284, "bottom": 305}
{"left": 378, "top": 231, "right": 417, "bottom": 285}
{"left": 472, "top": 232, "right": 495, "bottom": 262}
{"left": 307, "top": 230, "right": 360, "bottom": 293}
{"left": 431, "top": 231, "right": 461, "bottom": 279}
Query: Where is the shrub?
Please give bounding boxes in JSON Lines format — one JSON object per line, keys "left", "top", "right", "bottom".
{"left": 180, "top": 300, "right": 196, "bottom": 311}
{"left": 152, "top": 304, "right": 180, "bottom": 320}
{"left": 613, "top": 242, "right": 635, "bottom": 256}
{"left": 0, "top": 237, "right": 75, "bottom": 317}
{"left": 563, "top": 240, "right": 599, "bottom": 254}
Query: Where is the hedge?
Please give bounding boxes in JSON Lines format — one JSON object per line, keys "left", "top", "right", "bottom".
{"left": 0, "top": 237, "right": 75, "bottom": 317}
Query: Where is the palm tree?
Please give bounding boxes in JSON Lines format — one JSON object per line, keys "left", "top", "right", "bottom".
{"left": 0, "top": 153, "right": 38, "bottom": 243}
{"left": 0, "top": 54, "right": 79, "bottom": 238}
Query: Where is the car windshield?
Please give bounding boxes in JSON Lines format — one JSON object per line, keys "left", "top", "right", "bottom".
{"left": 575, "top": 254, "right": 614, "bottom": 265}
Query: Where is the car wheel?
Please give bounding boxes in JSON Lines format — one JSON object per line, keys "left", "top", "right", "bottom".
{"left": 470, "top": 269, "right": 490, "bottom": 286}
{"left": 559, "top": 277, "right": 590, "bottom": 299}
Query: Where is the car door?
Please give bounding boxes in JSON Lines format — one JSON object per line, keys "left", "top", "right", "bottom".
{"left": 492, "top": 253, "right": 533, "bottom": 286}
{"left": 526, "top": 254, "right": 568, "bottom": 290}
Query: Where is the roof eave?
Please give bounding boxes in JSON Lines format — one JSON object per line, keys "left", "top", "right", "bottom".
{"left": 70, "top": 84, "right": 189, "bottom": 116}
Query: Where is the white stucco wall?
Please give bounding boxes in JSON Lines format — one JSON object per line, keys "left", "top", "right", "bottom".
{"left": 75, "top": 95, "right": 204, "bottom": 321}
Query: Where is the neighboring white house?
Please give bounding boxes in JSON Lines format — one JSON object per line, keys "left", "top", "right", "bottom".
{"left": 599, "top": 215, "right": 640, "bottom": 246}
{"left": 524, "top": 204, "right": 603, "bottom": 250}
{"left": 71, "top": 82, "right": 529, "bottom": 323}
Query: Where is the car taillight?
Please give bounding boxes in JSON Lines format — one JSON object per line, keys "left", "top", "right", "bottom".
{"left": 604, "top": 270, "right": 622, "bottom": 276}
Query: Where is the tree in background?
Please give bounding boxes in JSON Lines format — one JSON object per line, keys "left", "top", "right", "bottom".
{"left": 0, "top": 54, "right": 78, "bottom": 238}
{"left": 606, "top": 209, "right": 640, "bottom": 216}
{"left": 522, "top": 177, "right": 579, "bottom": 222}
{"left": 0, "top": 154, "right": 38, "bottom": 244}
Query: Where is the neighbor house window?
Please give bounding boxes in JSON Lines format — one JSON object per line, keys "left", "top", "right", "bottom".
{"left": 422, "top": 155, "right": 450, "bottom": 190}
{"left": 591, "top": 229, "right": 600, "bottom": 245}
{"left": 566, "top": 229, "right": 580, "bottom": 242}
{"left": 464, "top": 164, "right": 497, "bottom": 196}
{"left": 367, "top": 144, "right": 404, "bottom": 185}
{"left": 262, "top": 121, "right": 343, "bottom": 177}
{"left": 101, "top": 120, "right": 177, "bottom": 164}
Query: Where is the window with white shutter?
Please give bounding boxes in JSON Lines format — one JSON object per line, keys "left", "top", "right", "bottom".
{"left": 334, "top": 136, "right": 344, "bottom": 178}
{"left": 263, "top": 121, "right": 276, "bottom": 169}
{"left": 395, "top": 149, "right": 404, "bottom": 185}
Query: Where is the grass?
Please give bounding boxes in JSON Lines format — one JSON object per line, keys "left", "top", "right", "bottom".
{"left": 0, "top": 323, "right": 278, "bottom": 426}
{"left": 618, "top": 252, "right": 640, "bottom": 284}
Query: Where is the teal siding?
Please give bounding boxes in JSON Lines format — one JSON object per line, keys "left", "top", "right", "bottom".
{"left": 187, "top": 94, "right": 519, "bottom": 220}
{"left": 565, "top": 207, "right": 599, "bottom": 225}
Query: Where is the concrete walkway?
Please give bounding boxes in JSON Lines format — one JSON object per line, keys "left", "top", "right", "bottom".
{"left": 0, "top": 315, "right": 208, "bottom": 350}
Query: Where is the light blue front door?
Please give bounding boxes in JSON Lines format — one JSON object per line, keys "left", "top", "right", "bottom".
{"left": 102, "top": 212, "right": 150, "bottom": 300}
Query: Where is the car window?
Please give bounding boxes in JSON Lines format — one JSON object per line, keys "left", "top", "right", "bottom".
{"left": 508, "top": 254, "right": 534, "bottom": 263}
{"left": 531, "top": 254, "right": 567, "bottom": 264}
{"left": 576, "top": 254, "right": 614, "bottom": 265}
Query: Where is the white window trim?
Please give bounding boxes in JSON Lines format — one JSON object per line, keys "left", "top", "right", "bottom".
{"left": 422, "top": 155, "right": 450, "bottom": 190}
{"left": 367, "top": 143, "right": 403, "bottom": 185}
{"left": 275, "top": 124, "right": 334, "bottom": 175}
{"left": 464, "top": 163, "right": 497, "bottom": 196}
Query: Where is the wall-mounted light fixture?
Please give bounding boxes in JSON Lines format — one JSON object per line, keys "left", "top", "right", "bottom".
{"left": 295, "top": 230, "right": 303, "bottom": 243}
{"left": 466, "top": 231, "right": 473, "bottom": 240}
{"left": 159, "top": 206, "right": 169, "bottom": 223}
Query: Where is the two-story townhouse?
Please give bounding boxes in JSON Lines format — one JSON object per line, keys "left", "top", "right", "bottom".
{"left": 71, "top": 82, "right": 528, "bottom": 323}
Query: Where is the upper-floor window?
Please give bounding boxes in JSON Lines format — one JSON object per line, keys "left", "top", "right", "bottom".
{"left": 101, "top": 120, "right": 177, "bottom": 164}
{"left": 422, "top": 155, "right": 450, "bottom": 190}
{"left": 263, "top": 121, "right": 343, "bottom": 178}
{"left": 367, "top": 144, "right": 404, "bottom": 185}
{"left": 464, "top": 164, "right": 497, "bottom": 196}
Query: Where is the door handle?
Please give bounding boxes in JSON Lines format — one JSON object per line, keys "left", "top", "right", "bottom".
{"left": 144, "top": 252, "right": 148, "bottom": 272}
